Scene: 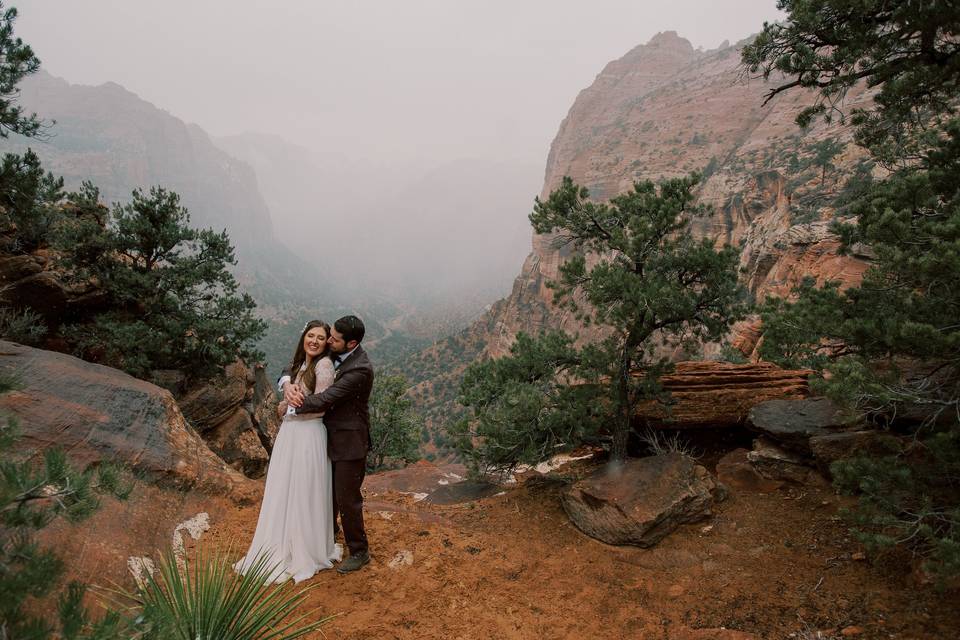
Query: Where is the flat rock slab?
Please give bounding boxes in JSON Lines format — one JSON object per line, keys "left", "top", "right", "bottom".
{"left": 562, "top": 453, "right": 718, "bottom": 547}
{"left": 748, "top": 397, "right": 851, "bottom": 453}
{"left": 424, "top": 480, "right": 500, "bottom": 505}
{"left": 0, "top": 340, "right": 257, "bottom": 503}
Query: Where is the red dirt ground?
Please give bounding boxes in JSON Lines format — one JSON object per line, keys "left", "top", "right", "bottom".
{"left": 204, "top": 460, "right": 960, "bottom": 640}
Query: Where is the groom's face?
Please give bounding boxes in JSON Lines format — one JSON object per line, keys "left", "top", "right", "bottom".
{"left": 327, "top": 327, "right": 358, "bottom": 354}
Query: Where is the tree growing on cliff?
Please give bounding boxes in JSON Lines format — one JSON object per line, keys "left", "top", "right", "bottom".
{"left": 455, "top": 175, "right": 745, "bottom": 470}
{"left": 743, "top": 0, "right": 960, "bottom": 580}
{"left": 58, "top": 186, "right": 266, "bottom": 380}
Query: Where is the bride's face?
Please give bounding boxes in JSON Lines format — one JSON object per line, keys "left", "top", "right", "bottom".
{"left": 303, "top": 327, "right": 327, "bottom": 357}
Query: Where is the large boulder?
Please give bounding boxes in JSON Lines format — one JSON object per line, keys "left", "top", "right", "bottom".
{"left": 204, "top": 408, "right": 269, "bottom": 478}
{"left": 635, "top": 362, "right": 812, "bottom": 429}
{"left": 562, "top": 453, "right": 719, "bottom": 547}
{"left": 747, "top": 397, "right": 852, "bottom": 453}
{"left": 0, "top": 340, "right": 257, "bottom": 503}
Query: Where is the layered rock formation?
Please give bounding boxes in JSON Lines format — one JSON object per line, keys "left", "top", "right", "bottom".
{"left": 634, "top": 361, "right": 811, "bottom": 428}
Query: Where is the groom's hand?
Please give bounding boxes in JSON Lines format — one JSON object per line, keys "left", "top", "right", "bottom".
{"left": 282, "top": 382, "right": 304, "bottom": 407}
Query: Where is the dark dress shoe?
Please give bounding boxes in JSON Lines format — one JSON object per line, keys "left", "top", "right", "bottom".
{"left": 337, "top": 551, "right": 370, "bottom": 574}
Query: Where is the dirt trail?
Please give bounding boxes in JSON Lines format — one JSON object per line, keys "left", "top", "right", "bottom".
{"left": 207, "top": 463, "right": 959, "bottom": 640}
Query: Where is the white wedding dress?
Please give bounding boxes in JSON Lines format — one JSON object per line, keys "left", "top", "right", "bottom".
{"left": 234, "top": 357, "right": 342, "bottom": 583}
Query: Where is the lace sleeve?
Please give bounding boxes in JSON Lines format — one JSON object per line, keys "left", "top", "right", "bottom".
{"left": 313, "top": 357, "right": 336, "bottom": 394}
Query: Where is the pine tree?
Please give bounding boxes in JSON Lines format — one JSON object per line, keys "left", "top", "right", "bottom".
{"left": 742, "top": 0, "right": 960, "bottom": 580}
{"left": 455, "top": 175, "right": 745, "bottom": 470}
{"left": 0, "top": 1, "right": 42, "bottom": 138}
{"left": 57, "top": 186, "right": 267, "bottom": 380}
{"left": 368, "top": 375, "right": 422, "bottom": 471}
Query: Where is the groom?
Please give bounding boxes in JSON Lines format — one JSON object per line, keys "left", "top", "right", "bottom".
{"left": 280, "top": 315, "right": 373, "bottom": 573}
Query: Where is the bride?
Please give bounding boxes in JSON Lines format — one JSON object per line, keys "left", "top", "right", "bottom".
{"left": 234, "top": 320, "right": 342, "bottom": 582}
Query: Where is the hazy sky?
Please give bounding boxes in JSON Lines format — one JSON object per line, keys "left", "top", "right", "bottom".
{"left": 14, "top": 1, "right": 783, "bottom": 169}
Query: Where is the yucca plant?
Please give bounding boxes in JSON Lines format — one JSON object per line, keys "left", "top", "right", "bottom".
{"left": 120, "top": 546, "right": 333, "bottom": 640}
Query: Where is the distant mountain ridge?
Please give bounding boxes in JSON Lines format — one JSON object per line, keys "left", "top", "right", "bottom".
{"left": 6, "top": 71, "right": 325, "bottom": 304}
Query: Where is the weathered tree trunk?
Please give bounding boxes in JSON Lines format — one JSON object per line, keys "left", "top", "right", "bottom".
{"left": 612, "top": 348, "right": 632, "bottom": 461}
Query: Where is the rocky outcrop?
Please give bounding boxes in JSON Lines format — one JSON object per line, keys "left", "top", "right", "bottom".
{"left": 715, "top": 448, "right": 782, "bottom": 493}
{"left": 177, "top": 361, "right": 280, "bottom": 478}
{"left": 0, "top": 340, "right": 257, "bottom": 503}
{"left": 0, "top": 251, "right": 107, "bottom": 329}
{"left": 444, "top": 32, "right": 875, "bottom": 364}
{"left": 562, "top": 453, "right": 720, "bottom": 547}
{"left": 635, "top": 361, "right": 812, "bottom": 428}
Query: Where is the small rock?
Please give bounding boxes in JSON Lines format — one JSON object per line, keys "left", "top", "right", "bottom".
{"left": 841, "top": 625, "right": 864, "bottom": 636}
{"left": 377, "top": 511, "right": 395, "bottom": 520}
{"left": 667, "top": 583, "right": 685, "bottom": 597}
{"left": 748, "top": 437, "right": 821, "bottom": 484}
{"left": 852, "top": 551, "right": 866, "bottom": 561}
{"left": 716, "top": 448, "right": 782, "bottom": 493}
{"left": 700, "top": 525, "right": 714, "bottom": 534}
{"left": 388, "top": 549, "right": 414, "bottom": 569}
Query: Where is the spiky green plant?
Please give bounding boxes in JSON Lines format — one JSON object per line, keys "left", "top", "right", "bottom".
{"left": 124, "top": 546, "right": 333, "bottom": 640}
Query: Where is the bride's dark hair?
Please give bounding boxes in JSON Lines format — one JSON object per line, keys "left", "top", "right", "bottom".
{"left": 289, "top": 320, "right": 331, "bottom": 394}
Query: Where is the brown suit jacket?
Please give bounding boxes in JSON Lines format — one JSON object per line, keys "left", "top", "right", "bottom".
{"left": 293, "top": 346, "right": 373, "bottom": 461}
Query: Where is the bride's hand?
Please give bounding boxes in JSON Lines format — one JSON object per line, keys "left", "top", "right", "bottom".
{"left": 282, "top": 382, "right": 304, "bottom": 407}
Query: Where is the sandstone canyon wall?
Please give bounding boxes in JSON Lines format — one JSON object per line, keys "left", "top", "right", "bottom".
{"left": 476, "top": 32, "right": 872, "bottom": 360}
{"left": 402, "top": 32, "right": 875, "bottom": 436}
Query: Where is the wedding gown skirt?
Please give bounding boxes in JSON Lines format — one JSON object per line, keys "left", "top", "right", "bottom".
{"left": 234, "top": 416, "right": 342, "bottom": 583}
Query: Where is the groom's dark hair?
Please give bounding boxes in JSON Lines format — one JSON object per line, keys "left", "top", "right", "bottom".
{"left": 335, "top": 315, "right": 365, "bottom": 344}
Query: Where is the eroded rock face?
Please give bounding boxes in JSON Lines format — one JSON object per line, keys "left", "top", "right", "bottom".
{"left": 178, "top": 361, "right": 251, "bottom": 433}
{"left": 176, "top": 360, "right": 279, "bottom": 478}
{"left": 0, "top": 340, "right": 257, "bottom": 503}
{"left": 562, "top": 453, "right": 719, "bottom": 547}
{"left": 635, "top": 361, "right": 812, "bottom": 428}
{"left": 251, "top": 364, "right": 281, "bottom": 451}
